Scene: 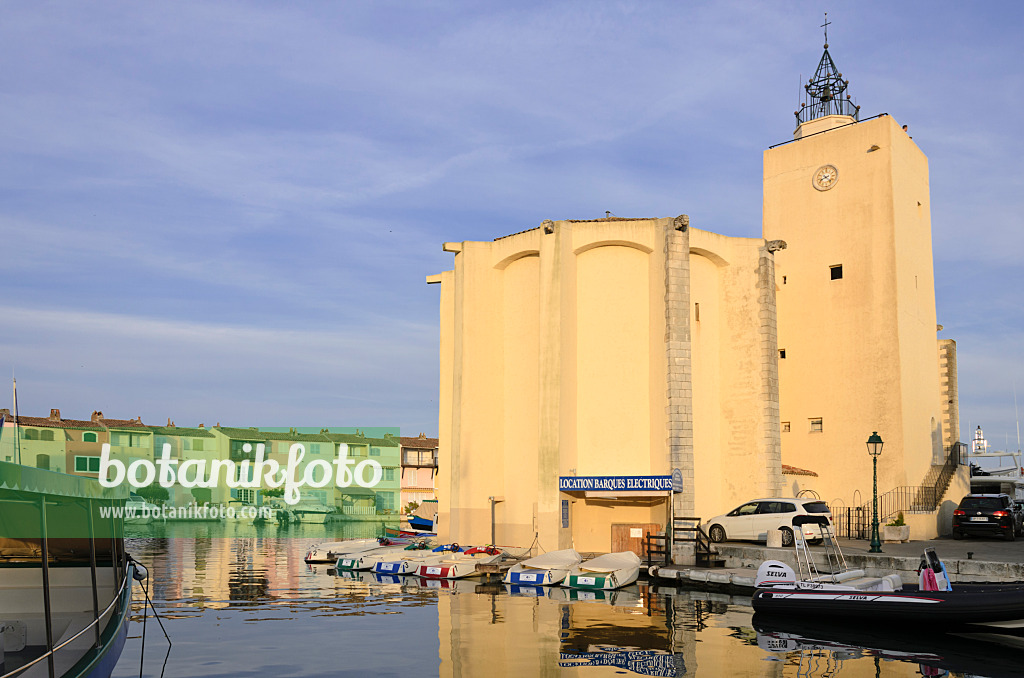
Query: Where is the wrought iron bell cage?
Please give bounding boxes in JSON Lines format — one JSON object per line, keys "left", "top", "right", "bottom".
{"left": 796, "top": 45, "right": 860, "bottom": 125}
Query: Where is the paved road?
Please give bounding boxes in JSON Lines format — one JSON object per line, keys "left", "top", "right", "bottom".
{"left": 835, "top": 536, "right": 1024, "bottom": 564}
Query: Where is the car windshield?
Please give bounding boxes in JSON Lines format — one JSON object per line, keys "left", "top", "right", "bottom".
{"left": 960, "top": 497, "right": 1002, "bottom": 511}
{"left": 802, "top": 501, "right": 830, "bottom": 514}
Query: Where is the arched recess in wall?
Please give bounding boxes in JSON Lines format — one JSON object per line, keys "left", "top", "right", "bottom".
{"left": 575, "top": 244, "right": 651, "bottom": 475}
{"left": 690, "top": 251, "right": 725, "bottom": 514}
{"left": 574, "top": 240, "right": 653, "bottom": 256}
{"left": 494, "top": 250, "right": 540, "bottom": 270}
{"left": 501, "top": 253, "right": 540, "bottom": 522}
{"left": 931, "top": 416, "right": 943, "bottom": 464}
{"left": 689, "top": 247, "right": 728, "bottom": 268}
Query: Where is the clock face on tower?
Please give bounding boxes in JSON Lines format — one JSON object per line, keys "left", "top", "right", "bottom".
{"left": 813, "top": 164, "right": 839, "bottom": 191}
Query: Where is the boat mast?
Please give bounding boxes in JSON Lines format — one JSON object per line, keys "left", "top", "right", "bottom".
{"left": 1014, "top": 382, "right": 1021, "bottom": 455}
{"left": 12, "top": 376, "right": 21, "bottom": 465}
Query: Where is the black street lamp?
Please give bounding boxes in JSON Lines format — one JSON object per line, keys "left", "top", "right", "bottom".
{"left": 867, "top": 432, "right": 884, "bottom": 553}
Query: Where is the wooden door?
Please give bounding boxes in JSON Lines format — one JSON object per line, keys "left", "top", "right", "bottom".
{"left": 611, "top": 522, "right": 662, "bottom": 556}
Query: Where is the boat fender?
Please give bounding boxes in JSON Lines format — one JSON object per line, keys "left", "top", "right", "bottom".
{"left": 920, "top": 567, "right": 939, "bottom": 591}
{"left": 755, "top": 560, "right": 795, "bottom": 588}
{"left": 126, "top": 553, "right": 149, "bottom": 581}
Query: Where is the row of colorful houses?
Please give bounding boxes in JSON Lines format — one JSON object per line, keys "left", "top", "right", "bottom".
{"left": 0, "top": 408, "right": 437, "bottom": 516}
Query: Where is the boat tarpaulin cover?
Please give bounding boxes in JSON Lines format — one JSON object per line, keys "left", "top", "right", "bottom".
{"left": 578, "top": 551, "right": 641, "bottom": 573}
{"left": 521, "top": 548, "right": 582, "bottom": 570}
{"left": 1, "top": 461, "right": 126, "bottom": 540}
{"left": 0, "top": 460, "right": 128, "bottom": 500}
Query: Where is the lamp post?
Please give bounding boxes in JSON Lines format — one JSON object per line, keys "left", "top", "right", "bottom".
{"left": 867, "top": 432, "right": 884, "bottom": 553}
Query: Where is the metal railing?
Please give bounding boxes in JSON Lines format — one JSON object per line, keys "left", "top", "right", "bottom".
{"left": 1, "top": 562, "right": 132, "bottom": 678}
{"left": 829, "top": 442, "right": 966, "bottom": 539}
{"left": 796, "top": 98, "right": 859, "bottom": 125}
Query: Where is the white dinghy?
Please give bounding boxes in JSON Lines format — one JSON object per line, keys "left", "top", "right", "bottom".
{"left": 418, "top": 546, "right": 503, "bottom": 579}
{"left": 502, "top": 548, "right": 582, "bottom": 586}
{"left": 374, "top": 544, "right": 461, "bottom": 575}
{"left": 562, "top": 551, "right": 641, "bottom": 590}
{"left": 336, "top": 543, "right": 417, "bottom": 571}
{"left": 304, "top": 538, "right": 391, "bottom": 563}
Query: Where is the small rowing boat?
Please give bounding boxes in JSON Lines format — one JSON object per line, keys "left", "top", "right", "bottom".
{"left": 503, "top": 548, "right": 581, "bottom": 586}
{"left": 562, "top": 551, "right": 641, "bottom": 590}
{"left": 372, "top": 543, "right": 457, "bottom": 575}
{"left": 417, "top": 546, "right": 502, "bottom": 579}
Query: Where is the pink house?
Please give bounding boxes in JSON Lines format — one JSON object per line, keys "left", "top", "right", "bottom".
{"left": 400, "top": 433, "right": 437, "bottom": 510}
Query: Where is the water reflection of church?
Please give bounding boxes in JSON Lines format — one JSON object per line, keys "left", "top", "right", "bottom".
{"left": 437, "top": 583, "right": 776, "bottom": 677}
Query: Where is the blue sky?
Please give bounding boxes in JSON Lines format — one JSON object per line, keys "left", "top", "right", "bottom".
{"left": 1, "top": 1, "right": 1021, "bottom": 449}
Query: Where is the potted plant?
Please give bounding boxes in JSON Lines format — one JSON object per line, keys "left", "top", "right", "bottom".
{"left": 882, "top": 512, "right": 910, "bottom": 543}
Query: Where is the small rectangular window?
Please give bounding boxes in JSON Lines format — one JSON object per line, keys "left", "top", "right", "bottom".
{"left": 779, "top": 349, "right": 786, "bottom": 359}
{"left": 830, "top": 264, "right": 843, "bottom": 280}
{"left": 75, "top": 456, "right": 100, "bottom": 473}
{"left": 694, "top": 302, "right": 700, "bottom": 322}
{"left": 810, "top": 418, "right": 823, "bottom": 433}
{"left": 781, "top": 422, "right": 791, "bottom": 433}
{"left": 193, "top": 439, "right": 204, "bottom": 451}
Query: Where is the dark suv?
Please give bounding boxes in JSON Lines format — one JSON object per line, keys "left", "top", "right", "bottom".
{"left": 952, "top": 493, "right": 1022, "bottom": 541}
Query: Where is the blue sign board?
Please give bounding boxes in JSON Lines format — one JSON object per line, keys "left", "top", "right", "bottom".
{"left": 558, "top": 475, "right": 673, "bottom": 492}
{"left": 559, "top": 650, "right": 680, "bottom": 676}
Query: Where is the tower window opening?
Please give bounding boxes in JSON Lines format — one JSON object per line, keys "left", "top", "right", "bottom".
{"left": 694, "top": 302, "right": 700, "bottom": 322}
{"left": 830, "top": 264, "right": 843, "bottom": 280}
{"left": 782, "top": 422, "right": 791, "bottom": 433}
{"left": 779, "top": 349, "right": 787, "bottom": 359}
{"left": 782, "top": 275, "right": 787, "bottom": 284}
{"left": 810, "top": 418, "right": 823, "bottom": 433}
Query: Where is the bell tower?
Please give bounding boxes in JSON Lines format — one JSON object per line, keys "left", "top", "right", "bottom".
{"left": 762, "top": 23, "right": 948, "bottom": 509}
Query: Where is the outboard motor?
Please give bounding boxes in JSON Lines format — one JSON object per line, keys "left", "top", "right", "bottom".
{"left": 755, "top": 560, "right": 796, "bottom": 588}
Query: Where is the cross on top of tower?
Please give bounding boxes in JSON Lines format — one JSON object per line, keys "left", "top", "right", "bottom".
{"left": 821, "top": 12, "right": 831, "bottom": 47}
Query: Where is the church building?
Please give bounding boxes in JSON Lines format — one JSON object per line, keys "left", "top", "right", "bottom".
{"left": 429, "top": 36, "right": 964, "bottom": 554}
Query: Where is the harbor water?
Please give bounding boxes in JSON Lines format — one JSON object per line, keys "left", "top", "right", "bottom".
{"left": 114, "top": 524, "right": 1024, "bottom": 677}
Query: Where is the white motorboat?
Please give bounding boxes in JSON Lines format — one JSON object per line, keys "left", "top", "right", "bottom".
{"left": 562, "top": 551, "right": 641, "bottom": 590}
{"left": 502, "top": 548, "right": 582, "bottom": 586}
{"left": 124, "top": 494, "right": 160, "bottom": 524}
{"left": 292, "top": 503, "right": 334, "bottom": 524}
{"left": 417, "top": 546, "right": 503, "bottom": 579}
{"left": 968, "top": 426, "right": 1024, "bottom": 499}
{"left": 752, "top": 515, "right": 1024, "bottom": 631}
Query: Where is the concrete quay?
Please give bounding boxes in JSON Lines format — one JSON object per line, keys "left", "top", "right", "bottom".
{"left": 649, "top": 537, "right": 1024, "bottom": 591}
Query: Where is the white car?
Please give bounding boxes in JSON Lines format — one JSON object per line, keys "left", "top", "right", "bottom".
{"left": 704, "top": 498, "right": 831, "bottom": 547}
